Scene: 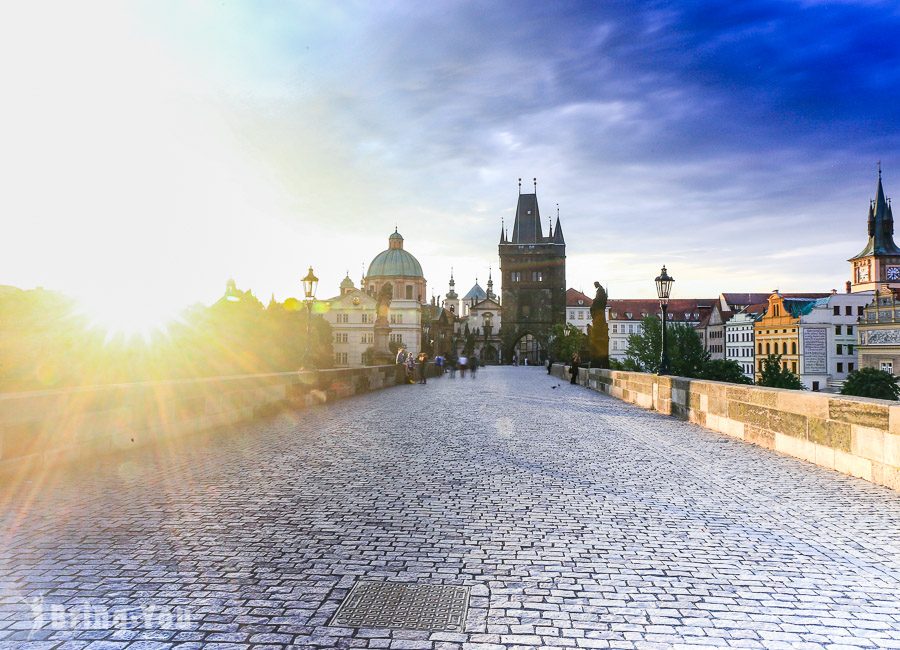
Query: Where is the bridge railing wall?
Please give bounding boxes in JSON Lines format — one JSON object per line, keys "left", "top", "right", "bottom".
{"left": 0, "top": 364, "right": 407, "bottom": 479}
{"left": 553, "top": 364, "right": 900, "bottom": 492}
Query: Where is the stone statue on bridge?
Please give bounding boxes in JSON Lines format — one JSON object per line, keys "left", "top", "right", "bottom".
{"left": 373, "top": 283, "right": 394, "bottom": 365}
{"left": 588, "top": 281, "right": 609, "bottom": 368}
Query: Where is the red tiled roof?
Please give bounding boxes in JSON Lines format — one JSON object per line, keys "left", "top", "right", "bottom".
{"left": 566, "top": 288, "right": 592, "bottom": 307}
{"left": 607, "top": 298, "right": 716, "bottom": 322}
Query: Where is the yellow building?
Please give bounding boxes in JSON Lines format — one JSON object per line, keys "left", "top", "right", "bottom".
{"left": 754, "top": 292, "right": 800, "bottom": 381}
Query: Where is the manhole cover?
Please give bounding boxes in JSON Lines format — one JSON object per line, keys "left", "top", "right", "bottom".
{"left": 329, "top": 581, "right": 470, "bottom": 632}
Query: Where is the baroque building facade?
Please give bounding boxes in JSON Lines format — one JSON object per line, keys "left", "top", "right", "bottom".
{"left": 323, "top": 229, "right": 427, "bottom": 367}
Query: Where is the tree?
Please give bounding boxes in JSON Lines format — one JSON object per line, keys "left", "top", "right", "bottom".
{"left": 758, "top": 354, "right": 803, "bottom": 390}
{"left": 548, "top": 323, "right": 587, "bottom": 362}
{"left": 700, "top": 359, "right": 752, "bottom": 384}
{"left": 624, "top": 316, "right": 710, "bottom": 377}
{"left": 841, "top": 367, "right": 900, "bottom": 400}
{"left": 667, "top": 323, "right": 710, "bottom": 378}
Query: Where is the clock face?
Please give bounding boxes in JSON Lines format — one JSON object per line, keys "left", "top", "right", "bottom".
{"left": 888, "top": 266, "right": 900, "bottom": 281}
{"left": 857, "top": 266, "right": 870, "bottom": 282}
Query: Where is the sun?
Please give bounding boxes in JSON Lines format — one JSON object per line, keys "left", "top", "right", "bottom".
{"left": 75, "top": 290, "right": 185, "bottom": 341}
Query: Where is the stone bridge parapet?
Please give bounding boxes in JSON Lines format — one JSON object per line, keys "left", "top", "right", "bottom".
{"left": 0, "top": 364, "right": 411, "bottom": 479}
{"left": 554, "top": 364, "right": 900, "bottom": 491}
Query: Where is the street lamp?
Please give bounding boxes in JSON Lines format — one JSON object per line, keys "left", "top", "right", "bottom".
{"left": 654, "top": 265, "right": 674, "bottom": 375}
{"left": 301, "top": 266, "right": 319, "bottom": 368}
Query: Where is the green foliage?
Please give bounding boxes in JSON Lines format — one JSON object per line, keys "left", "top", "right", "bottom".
{"left": 700, "top": 359, "right": 752, "bottom": 384}
{"left": 624, "top": 316, "right": 710, "bottom": 378}
{"left": 667, "top": 322, "right": 711, "bottom": 378}
{"left": 0, "top": 283, "right": 335, "bottom": 391}
{"left": 841, "top": 367, "right": 900, "bottom": 400}
{"left": 758, "top": 354, "right": 803, "bottom": 390}
{"left": 548, "top": 323, "right": 587, "bottom": 362}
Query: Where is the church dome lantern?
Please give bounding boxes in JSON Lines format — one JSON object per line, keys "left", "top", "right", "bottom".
{"left": 367, "top": 229, "right": 424, "bottom": 279}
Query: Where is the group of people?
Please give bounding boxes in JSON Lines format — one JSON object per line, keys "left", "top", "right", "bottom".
{"left": 395, "top": 348, "right": 480, "bottom": 383}
{"left": 395, "top": 348, "right": 430, "bottom": 384}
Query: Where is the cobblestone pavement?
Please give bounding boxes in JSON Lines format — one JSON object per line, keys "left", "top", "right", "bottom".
{"left": 2, "top": 367, "right": 900, "bottom": 649}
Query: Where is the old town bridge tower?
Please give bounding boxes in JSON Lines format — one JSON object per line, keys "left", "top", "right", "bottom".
{"left": 498, "top": 179, "right": 566, "bottom": 363}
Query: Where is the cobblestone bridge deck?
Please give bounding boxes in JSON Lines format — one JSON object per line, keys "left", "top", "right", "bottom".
{"left": 2, "top": 367, "right": 900, "bottom": 649}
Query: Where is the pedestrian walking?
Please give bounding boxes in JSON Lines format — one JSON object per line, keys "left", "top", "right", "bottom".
{"left": 547, "top": 356, "right": 554, "bottom": 374}
{"left": 448, "top": 354, "right": 457, "bottom": 378}
{"left": 569, "top": 352, "right": 581, "bottom": 385}
{"left": 459, "top": 355, "right": 468, "bottom": 378}
{"left": 470, "top": 356, "right": 478, "bottom": 378}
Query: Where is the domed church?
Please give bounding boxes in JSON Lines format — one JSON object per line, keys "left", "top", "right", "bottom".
{"left": 323, "top": 229, "right": 428, "bottom": 367}
{"left": 364, "top": 228, "right": 426, "bottom": 302}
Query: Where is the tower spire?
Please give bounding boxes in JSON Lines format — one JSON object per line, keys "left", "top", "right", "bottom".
{"left": 518, "top": 177, "right": 522, "bottom": 194}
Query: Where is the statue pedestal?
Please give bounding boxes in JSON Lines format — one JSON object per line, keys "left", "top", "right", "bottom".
{"left": 373, "top": 321, "right": 393, "bottom": 365}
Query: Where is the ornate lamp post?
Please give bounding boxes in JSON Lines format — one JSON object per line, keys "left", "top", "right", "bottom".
{"left": 301, "top": 266, "right": 319, "bottom": 369}
{"left": 654, "top": 265, "right": 674, "bottom": 375}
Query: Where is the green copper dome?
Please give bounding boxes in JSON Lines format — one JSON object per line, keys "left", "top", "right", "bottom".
{"left": 366, "top": 230, "right": 424, "bottom": 278}
{"left": 367, "top": 249, "right": 423, "bottom": 277}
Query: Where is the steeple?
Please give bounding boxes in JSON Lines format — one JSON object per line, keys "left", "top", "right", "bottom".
{"left": 487, "top": 267, "right": 495, "bottom": 300}
{"left": 553, "top": 214, "right": 565, "bottom": 244}
{"left": 510, "top": 191, "right": 543, "bottom": 243}
{"left": 500, "top": 217, "right": 507, "bottom": 244}
{"left": 446, "top": 267, "right": 457, "bottom": 299}
{"left": 852, "top": 168, "right": 900, "bottom": 259}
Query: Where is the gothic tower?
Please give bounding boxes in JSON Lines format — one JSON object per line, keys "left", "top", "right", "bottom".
{"left": 498, "top": 179, "right": 566, "bottom": 363}
{"left": 849, "top": 168, "right": 900, "bottom": 292}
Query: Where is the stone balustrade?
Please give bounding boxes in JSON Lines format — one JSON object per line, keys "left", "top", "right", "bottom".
{"left": 0, "top": 364, "right": 409, "bottom": 479}
{"left": 554, "top": 364, "right": 900, "bottom": 492}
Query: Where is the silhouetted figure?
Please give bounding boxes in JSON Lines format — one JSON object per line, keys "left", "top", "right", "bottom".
{"left": 570, "top": 353, "right": 581, "bottom": 385}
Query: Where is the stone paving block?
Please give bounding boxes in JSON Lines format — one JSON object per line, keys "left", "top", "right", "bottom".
{"left": 1, "top": 368, "right": 899, "bottom": 649}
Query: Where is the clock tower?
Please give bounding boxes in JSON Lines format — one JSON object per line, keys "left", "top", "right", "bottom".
{"left": 849, "top": 168, "right": 900, "bottom": 293}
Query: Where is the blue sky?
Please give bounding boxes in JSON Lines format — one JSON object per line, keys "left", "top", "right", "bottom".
{"left": 3, "top": 1, "right": 900, "bottom": 330}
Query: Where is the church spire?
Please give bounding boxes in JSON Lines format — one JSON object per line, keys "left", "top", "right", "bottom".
{"left": 851, "top": 167, "right": 900, "bottom": 261}
{"left": 553, "top": 204, "right": 565, "bottom": 245}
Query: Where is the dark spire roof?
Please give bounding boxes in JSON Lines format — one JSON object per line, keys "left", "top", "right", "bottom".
{"left": 500, "top": 218, "right": 506, "bottom": 243}
{"left": 510, "top": 193, "right": 543, "bottom": 243}
{"left": 553, "top": 214, "right": 565, "bottom": 244}
{"left": 851, "top": 170, "right": 900, "bottom": 259}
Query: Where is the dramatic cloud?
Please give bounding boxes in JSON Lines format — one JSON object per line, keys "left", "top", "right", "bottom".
{"left": 3, "top": 0, "right": 900, "bottom": 323}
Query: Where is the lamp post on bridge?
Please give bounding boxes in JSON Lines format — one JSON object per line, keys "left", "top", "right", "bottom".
{"left": 655, "top": 265, "right": 674, "bottom": 376}
{"left": 302, "top": 266, "right": 319, "bottom": 369}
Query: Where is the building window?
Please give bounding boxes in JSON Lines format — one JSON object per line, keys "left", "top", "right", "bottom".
{"left": 845, "top": 306, "right": 852, "bottom": 316}
{"left": 812, "top": 381, "right": 820, "bottom": 392}
{"left": 858, "top": 306, "right": 865, "bottom": 316}
{"left": 848, "top": 344, "right": 854, "bottom": 355}
{"left": 532, "top": 271, "right": 543, "bottom": 282}
{"left": 837, "top": 344, "right": 843, "bottom": 355}
{"left": 849, "top": 362, "right": 855, "bottom": 372}
{"left": 390, "top": 333, "right": 403, "bottom": 344}
{"left": 792, "top": 342, "right": 797, "bottom": 355}
{"left": 792, "top": 361, "right": 797, "bottom": 373}
{"left": 837, "top": 362, "right": 844, "bottom": 372}
{"left": 578, "top": 311, "right": 585, "bottom": 320}
{"left": 361, "top": 313, "right": 371, "bottom": 324}
{"left": 335, "top": 352, "right": 348, "bottom": 366}
{"left": 334, "top": 333, "right": 349, "bottom": 344}
{"left": 405, "top": 285, "right": 413, "bottom": 299}
{"left": 881, "top": 360, "right": 893, "bottom": 375}
{"left": 569, "top": 311, "right": 575, "bottom": 319}
{"left": 847, "top": 325, "right": 854, "bottom": 335}
{"left": 835, "top": 325, "right": 842, "bottom": 335}
{"left": 833, "top": 306, "right": 840, "bottom": 316}
{"left": 511, "top": 272, "right": 521, "bottom": 282}
{"left": 390, "top": 313, "right": 403, "bottom": 324}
